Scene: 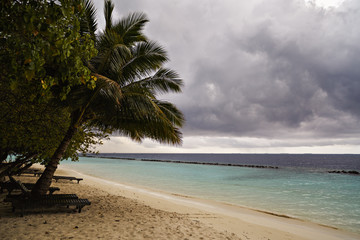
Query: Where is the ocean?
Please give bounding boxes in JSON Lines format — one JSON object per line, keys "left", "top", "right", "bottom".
{"left": 62, "top": 153, "right": 360, "bottom": 234}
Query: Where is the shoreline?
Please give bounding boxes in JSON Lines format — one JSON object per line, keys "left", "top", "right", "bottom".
{"left": 57, "top": 165, "right": 360, "bottom": 240}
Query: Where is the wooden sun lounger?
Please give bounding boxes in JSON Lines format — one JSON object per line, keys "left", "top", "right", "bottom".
{"left": 0, "top": 181, "right": 60, "bottom": 195}
{"left": 52, "top": 176, "right": 83, "bottom": 183}
{"left": 23, "top": 183, "right": 59, "bottom": 194}
{"left": 5, "top": 192, "right": 78, "bottom": 203}
{"left": 4, "top": 193, "right": 78, "bottom": 202}
{"left": 11, "top": 197, "right": 91, "bottom": 216}
{"left": 6, "top": 176, "right": 90, "bottom": 216}
{"left": 7, "top": 176, "right": 70, "bottom": 199}
{"left": 20, "top": 169, "right": 43, "bottom": 176}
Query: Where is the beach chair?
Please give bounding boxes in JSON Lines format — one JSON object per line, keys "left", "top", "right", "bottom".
{"left": 6, "top": 176, "right": 91, "bottom": 216}
{"left": 52, "top": 176, "right": 83, "bottom": 183}
{"left": 19, "top": 169, "right": 43, "bottom": 176}
{"left": 23, "top": 183, "right": 59, "bottom": 194}
{"left": 4, "top": 193, "right": 78, "bottom": 202}
{"left": 11, "top": 197, "right": 91, "bottom": 216}
{"left": 0, "top": 181, "right": 60, "bottom": 195}
{"left": 6, "top": 176, "right": 70, "bottom": 199}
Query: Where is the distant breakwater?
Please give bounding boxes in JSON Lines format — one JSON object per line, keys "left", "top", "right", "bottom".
{"left": 85, "top": 155, "right": 279, "bottom": 169}
{"left": 139, "top": 158, "right": 280, "bottom": 169}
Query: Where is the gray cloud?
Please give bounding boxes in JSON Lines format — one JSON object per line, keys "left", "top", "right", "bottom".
{"left": 94, "top": 0, "right": 360, "bottom": 148}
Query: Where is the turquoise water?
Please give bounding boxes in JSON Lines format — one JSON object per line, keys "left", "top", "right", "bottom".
{"left": 62, "top": 156, "right": 360, "bottom": 234}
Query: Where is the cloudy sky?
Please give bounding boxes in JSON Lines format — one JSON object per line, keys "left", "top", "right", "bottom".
{"left": 92, "top": 0, "right": 360, "bottom": 153}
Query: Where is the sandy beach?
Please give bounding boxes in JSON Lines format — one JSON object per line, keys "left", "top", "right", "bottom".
{"left": 1, "top": 167, "right": 359, "bottom": 240}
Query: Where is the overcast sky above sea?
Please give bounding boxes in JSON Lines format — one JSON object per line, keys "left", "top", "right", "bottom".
{"left": 91, "top": 0, "right": 360, "bottom": 153}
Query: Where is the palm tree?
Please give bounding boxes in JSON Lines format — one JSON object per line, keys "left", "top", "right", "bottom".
{"left": 31, "top": 0, "right": 184, "bottom": 196}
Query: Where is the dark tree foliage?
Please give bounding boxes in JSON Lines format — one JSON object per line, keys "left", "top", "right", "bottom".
{"left": 0, "top": 0, "right": 102, "bottom": 176}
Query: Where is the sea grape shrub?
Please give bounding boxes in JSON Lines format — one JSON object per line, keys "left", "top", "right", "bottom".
{"left": 0, "top": 0, "right": 101, "bottom": 164}
{"left": 0, "top": 0, "right": 98, "bottom": 101}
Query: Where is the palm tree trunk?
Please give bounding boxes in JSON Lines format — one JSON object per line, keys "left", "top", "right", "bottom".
{"left": 31, "top": 125, "right": 78, "bottom": 196}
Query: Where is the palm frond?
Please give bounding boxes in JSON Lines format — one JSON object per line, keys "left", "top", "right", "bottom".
{"left": 66, "top": 86, "right": 94, "bottom": 112}
{"left": 154, "top": 100, "right": 185, "bottom": 127}
{"left": 104, "top": 0, "right": 114, "bottom": 31}
{"left": 116, "top": 123, "right": 183, "bottom": 145}
{"left": 80, "top": 0, "right": 97, "bottom": 41}
{"left": 92, "top": 31, "right": 132, "bottom": 74}
{"left": 93, "top": 74, "right": 123, "bottom": 102}
{"left": 66, "top": 73, "right": 122, "bottom": 119}
{"left": 120, "top": 41, "right": 169, "bottom": 83}
{"left": 112, "top": 12, "right": 148, "bottom": 45}
{"left": 86, "top": 73, "right": 123, "bottom": 114}
{"left": 125, "top": 68, "right": 183, "bottom": 95}
{"left": 90, "top": 93, "right": 183, "bottom": 145}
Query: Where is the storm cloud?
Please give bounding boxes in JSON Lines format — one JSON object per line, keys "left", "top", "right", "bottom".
{"left": 93, "top": 0, "right": 360, "bottom": 152}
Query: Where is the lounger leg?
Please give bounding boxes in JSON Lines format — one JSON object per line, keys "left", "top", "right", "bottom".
{"left": 8, "top": 188, "right": 13, "bottom": 196}
{"left": 78, "top": 206, "right": 83, "bottom": 213}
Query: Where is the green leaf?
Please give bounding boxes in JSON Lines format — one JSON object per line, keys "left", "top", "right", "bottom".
{"left": 25, "top": 70, "right": 35, "bottom": 80}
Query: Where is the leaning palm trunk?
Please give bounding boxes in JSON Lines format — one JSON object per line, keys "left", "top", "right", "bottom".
{"left": 31, "top": 125, "right": 78, "bottom": 196}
